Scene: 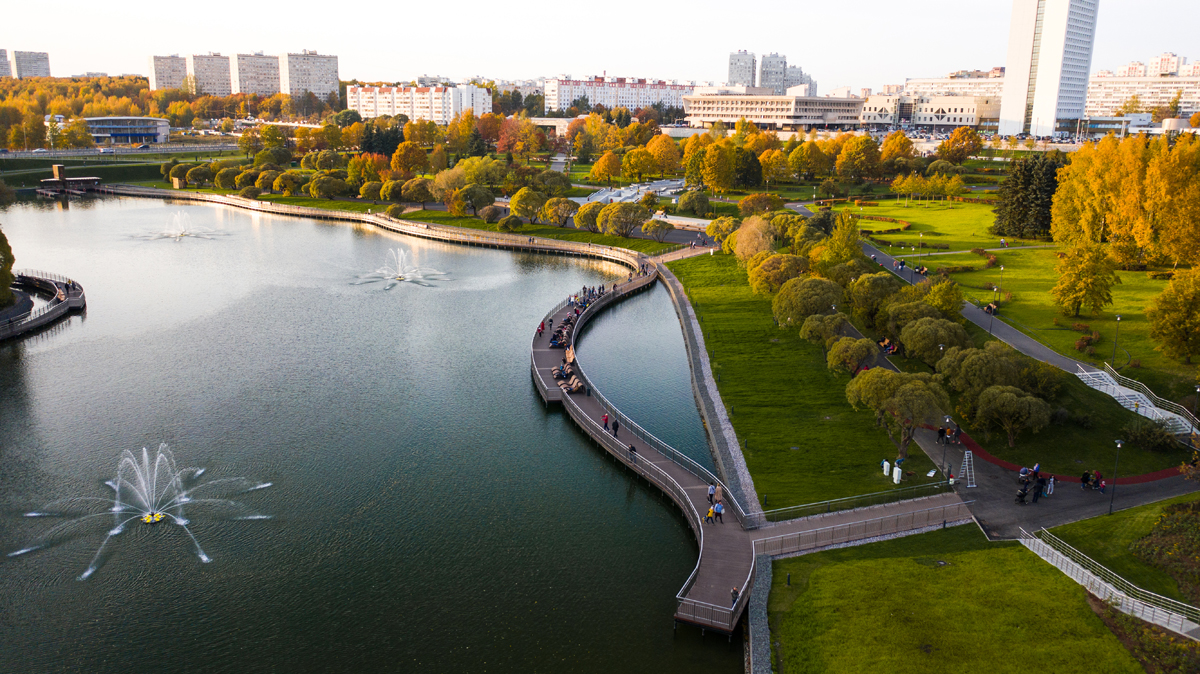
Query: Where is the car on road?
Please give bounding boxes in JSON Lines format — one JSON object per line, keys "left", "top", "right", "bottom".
{"left": 32, "top": 148, "right": 48, "bottom": 153}
{"left": 136, "top": 144, "right": 150, "bottom": 149}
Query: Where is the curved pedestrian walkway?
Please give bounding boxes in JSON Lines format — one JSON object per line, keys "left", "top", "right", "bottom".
{"left": 0, "top": 270, "right": 86, "bottom": 341}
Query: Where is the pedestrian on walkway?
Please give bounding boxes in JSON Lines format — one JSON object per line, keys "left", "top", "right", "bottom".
{"left": 1093, "top": 470, "right": 1103, "bottom": 491}
{"left": 705, "top": 506, "right": 715, "bottom": 524}
{"left": 612, "top": 419, "right": 620, "bottom": 437}
{"left": 953, "top": 423, "right": 962, "bottom": 444}
{"left": 1099, "top": 478, "right": 1107, "bottom": 493}
{"left": 937, "top": 427, "right": 946, "bottom": 444}
{"left": 714, "top": 484, "right": 723, "bottom": 504}
{"left": 731, "top": 587, "right": 739, "bottom": 608}
{"left": 1033, "top": 476, "right": 1046, "bottom": 503}
{"left": 602, "top": 413, "right": 609, "bottom": 430}
{"left": 1047, "top": 475, "right": 1055, "bottom": 496}
{"left": 714, "top": 501, "right": 724, "bottom": 523}
{"left": 1081, "top": 470, "right": 1092, "bottom": 489}
{"left": 708, "top": 483, "right": 716, "bottom": 504}
{"left": 628, "top": 444, "right": 637, "bottom": 464}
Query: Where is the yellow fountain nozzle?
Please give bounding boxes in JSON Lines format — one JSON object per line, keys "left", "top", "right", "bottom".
{"left": 142, "top": 512, "right": 165, "bottom": 523}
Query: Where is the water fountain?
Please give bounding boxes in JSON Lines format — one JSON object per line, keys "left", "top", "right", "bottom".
{"left": 8, "top": 443, "right": 270, "bottom": 580}
{"left": 137, "top": 211, "right": 224, "bottom": 241}
{"left": 355, "top": 247, "right": 448, "bottom": 289}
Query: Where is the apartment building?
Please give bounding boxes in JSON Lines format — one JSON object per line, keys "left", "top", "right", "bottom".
{"left": 149, "top": 55, "right": 186, "bottom": 90}
{"left": 1149, "top": 52, "right": 1185, "bottom": 76}
{"left": 0, "top": 51, "right": 10, "bottom": 78}
{"left": 728, "top": 51, "right": 756, "bottom": 87}
{"left": 346, "top": 85, "right": 492, "bottom": 123}
{"left": 684, "top": 87, "right": 864, "bottom": 130}
{"left": 543, "top": 76, "right": 692, "bottom": 112}
{"left": 232, "top": 53, "right": 280, "bottom": 96}
{"left": 785, "top": 65, "right": 817, "bottom": 97}
{"left": 1084, "top": 75, "right": 1200, "bottom": 118}
{"left": 279, "top": 50, "right": 339, "bottom": 99}
{"left": 9, "top": 51, "right": 51, "bottom": 78}
{"left": 186, "top": 53, "right": 232, "bottom": 97}
{"left": 759, "top": 53, "right": 787, "bottom": 95}
{"left": 903, "top": 77, "right": 1006, "bottom": 99}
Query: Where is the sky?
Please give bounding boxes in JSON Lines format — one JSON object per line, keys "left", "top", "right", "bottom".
{"left": 2, "top": 0, "right": 1195, "bottom": 91}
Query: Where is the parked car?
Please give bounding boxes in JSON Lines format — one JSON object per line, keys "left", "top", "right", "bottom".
{"left": 32, "top": 148, "right": 48, "bottom": 153}
{"left": 136, "top": 144, "right": 150, "bottom": 149}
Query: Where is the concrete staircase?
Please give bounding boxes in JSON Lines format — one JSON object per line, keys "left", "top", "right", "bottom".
{"left": 1075, "top": 367, "right": 1197, "bottom": 435}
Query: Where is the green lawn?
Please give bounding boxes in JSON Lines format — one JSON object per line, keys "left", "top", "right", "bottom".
{"left": 1050, "top": 491, "right": 1200, "bottom": 602}
{"left": 940, "top": 247, "right": 1198, "bottom": 398}
{"left": 667, "top": 253, "right": 939, "bottom": 507}
{"left": 768, "top": 526, "right": 1143, "bottom": 674}
{"left": 852, "top": 200, "right": 1037, "bottom": 253}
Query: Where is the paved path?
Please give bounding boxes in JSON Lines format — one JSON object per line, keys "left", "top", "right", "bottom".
{"left": 891, "top": 244, "right": 1058, "bottom": 257}
{"left": 549, "top": 153, "right": 567, "bottom": 172}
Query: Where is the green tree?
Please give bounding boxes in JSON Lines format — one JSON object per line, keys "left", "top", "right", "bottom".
{"left": 238, "top": 128, "right": 264, "bottom": 157}
{"left": 749, "top": 254, "right": 808, "bottom": 295}
{"left": 883, "top": 301, "right": 942, "bottom": 340}
{"left": 992, "top": 153, "right": 1064, "bottom": 238}
{"left": 678, "top": 190, "right": 710, "bottom": 216}
{"left": 898, "top": 317, "right": 970, "bottom": 365}
{"left": 540, "top": 197, "right": 579, "bottom": 227}
{"left": 510, "top": 187, "right": 548, "bottom": 223}
{"left": 732, "top": 147, "right": 762, "bottom": 188}
{"left": 924, "top": 278, "right": 965, "bottom": 320}
{"left": 574, "top": 202, "right": 605, "bottom": 233}
{"left": 641, "top": 219, "right": 675, "bottom": 242}
{"left": 261, "top": 125, "right": 286, "bottom": 149}
{"left": 458, "top": 184, "right": 495, "bottom": 215}
{"left": 789, "top": 141, "right": 828, "bottom": 180}
{"left": 273, "top": 172, "right": 305, "bottom": 196}
{"left": 705, "top": 216, "right": 741, "bottom": 247}
{"left": 827, "top": 337, "right": 878, "bottom": 374}
{"left": 936, "top": 127, "right": 983, "bottom": 164}
{"left": 235, "top": 170, "right": 261, "bottom": 189}
{"left": 772, "top": 277, "right": 843, "bottom": 327}
{"left": 597, "top": 202, "right": 651, "bottom": 237}
{"left": 309, "top": 175, "right": 349, "bottom": 199}
{"left": 401, "top": 178, "right": 434, "bottom": 208}
{"left": 799, "top": 312, "right": 849, "bottom": 347}
{"left": 496, "top": 214, "right": 523, "bottom": 232}
{"left": 1050, "top": 243, "right": 1121, "bottom": 317}
{"left": 0, "top": 227, "right": 14, "bottom": 309}
{"left": 975, "top": 385, "right": 1052, "bottom": 447}
{"left": 428, "top": 145, "right": 448, "bottom": 174}
{"left": 1146, "top": 268, "right": 1200, "bottom": 363}
{"left": 535, "top": 170, "right": 571, "bottom": 197}
{"left": 739, "top": 193, "right": 785, "bottom": 216}
{"left": 848, "top": 272, "right": 904, "bottom": 327}
{"left": 818, "top": 178, "right": 842, "bottom": 198}
{"left": 684, "top": 149, "right": 705, "bottom": 186}
{"left": 846, "top": 369, "right": 950, "bottom": 459}
{"left": 214, "top": 167, "right": 240, "bottom": 190}
{"left": 255, "top": 170, "right": 282, "bottom": 192}
{"left": 836, "top": 135, "right": 881, "bottom": 180}
{"left": 315, "top": 149, "right": 341, "bottom": 171}
{"left": 360, "top": 181, "right": 383, "bottom": 200}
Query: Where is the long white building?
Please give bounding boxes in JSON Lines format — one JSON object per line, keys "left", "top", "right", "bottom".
{"left": 861, "top": 94, "right": 1001, "bottom": 131}
{"left": 9, "top": 51, "right": 50, "bottom": 78}
{"left": 999, "top": 0, "right": 1099, "bottom": 136}
{"left": 543, "top": 76, "right": 692, "bottom": 112}
{"left": 1085, "top": 75, "right": 1200, "bottom": 118}
{"left": 232, "top": 53, "right": 280, "bottom": 96}
{"left": 683, "top": 87, "right": 863, "bottom": 130}
{"left": 279, "top": 50, "right": 339, "bottom": 99}
{"left": 346, "top": 85, "right": 492, "bottom": 124}
{"left": 148, "top": 55, "right": 186, "bottom": 91}
{"left": 903, "top": 76, "right": 1006, "bottom": 99}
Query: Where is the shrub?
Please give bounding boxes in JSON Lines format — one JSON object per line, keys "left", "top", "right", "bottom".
{"left": 772, "top": 277, "right": 843, "bottom": 326}
{"left": 738, "top": 193, "right": 785, "bottom": 216}
{"left": 678, "top": 190, "right": 709, "bottom": 216}
{"left": 214, "top": 167, "right": 240, "bottom": 190}
{"left": 235, "top": 170, "right": 260, "bottom": 189}
{"left": 239, "top": 186, "right": 262, "bottom": 199}
{"left": 748, "top": 254, "right": 809, "bottom": 295}
{"left": 1071, "top": 323, "right": 1091, "bottom": 332}
{"left": 496, "top": 215, "right": 523, "bottom": 232}
{"left": 385, "top": 204, "right": 407, "bottom": 218}
{"left": 1122, "top": 419, "right": 1178, "bottom": 452}
{"left": 359, "top": 181, "right": 383, "bottom": 200}
{"left": 479, "top": 205, "right": 503, "bottom": 223}
{"left": 1147, "top": 271, "right": 1175, "bottom": 280}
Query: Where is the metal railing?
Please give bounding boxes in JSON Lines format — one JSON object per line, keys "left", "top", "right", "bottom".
{"left": 1, "top": 271, "right": 84, "bottom": 341}
{"left": 753, "top": 501, "right": 974, "bottom": 557}
{"left": 758, "top": 482, "right": 952, "bottom": 524}
{"left": 1103, "top": 363, "right": 1200, "bottom": 433}
{"left": 1021, "top": 528, "right": 1200, "bottom": 638}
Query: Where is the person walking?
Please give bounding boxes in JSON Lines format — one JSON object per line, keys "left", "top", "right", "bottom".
{"left": 628, "top": 444, "right": 637, "bottom": 465}
{"left": 1047, "top": 475, "right": 1055, "bottom": 496}
{"left": 714, "top": 501, "right": 724, "bottom": 523}
{"left": 611, "top": 419, "right": 619, "bottom": 437}
{"left": 708, "top": 483, "right": 716, "bottom": 504}
{"left": 1032, "top": 476, "right": 1046, "bottom": 503}
{"left": 730, "top": 587, "right": 739, "bottom": 608}
{"left": 705, "top": 506, "right": 715, "bottom": 524}
{"left": 1093, "top": 470, "right": 1103, "bottom": 491}
{"left": 1081, "top": 470, "right": 1092, "bottom": 490}
{"left": 602, "top": 413, "right": 609, "bottom": 431}
{"left": 953, "top": 423, "right": 962, "bottom": 444}
{"left": 714, "top": 484, "right": 723, "bottom": 504}
{"left": 937, "top": 427, "right": 946, "bottom": 445}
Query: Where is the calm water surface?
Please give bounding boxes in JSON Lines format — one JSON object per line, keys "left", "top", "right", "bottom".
{"left": 0, "top": 197, "right": 741, "bottom": 673}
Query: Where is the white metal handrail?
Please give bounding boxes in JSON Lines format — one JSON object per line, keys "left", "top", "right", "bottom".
{"left": 1104, "top": 363, "right": 1200, "bottom": 432}
{"left": 758, "top": 482, "right": 951, "bottom": 523}
{"left": 752, "top": 501, "right": 974, "bottom": 556}
{"left": 1026, "top": 529, "right": 1200, "bottom": 625}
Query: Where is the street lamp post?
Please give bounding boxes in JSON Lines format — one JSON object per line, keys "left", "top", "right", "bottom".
{"left": 998, "top": 265, "right": 1004, "bottom": 299}
{"left": 1112, "top": 315, "right": 1122, "bottom": 367}
{"left": 1109, "top": 440, "right": 1122, "bottom": 515}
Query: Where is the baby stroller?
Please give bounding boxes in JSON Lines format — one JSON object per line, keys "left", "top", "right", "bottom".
{"left": 1015, "top": 487, "right": 1029, "bottom": 505}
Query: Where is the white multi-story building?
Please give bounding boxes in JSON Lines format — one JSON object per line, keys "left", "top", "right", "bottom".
{"left": 279, "top": 50, "right": 339, "bottom": 100}
{"left": 1117, "top": 61, "right": 1148, "bottom": 78}
{"left": 1185, "top": 62, "right": 1200, "bottom": 77}
{"left": 903, "top": 77, "right": 1006, "bottom": 99}
{"left": 232, "top": 53, "right": 280, "bottom": 96}
{"left": 9, "top": 51, "right": 51, "bottom": 78}
{"left": 149, "top": 55, "right": 186, "bottom": 90}
{"left": 999, "top": 0, "right": 1099, "bottom": 136}
{"left": 346, "top": 85, "right": 492, "bottom": 124}
{"left": 0, "top": 51, "right": 11, "bottom": 78}
{"left": 785, "top": 65, "right": 817, "bottom": 97}
{"left": 543, "top": 76, "right": 692, "bottom": 112}
{"left": 759, "top": 53, "right": 787, "bottom": 95}
{"left": 684, "top": 87, "right": 863, "bottom": 130}
{"left": 1149, "top": 52, "right": 1185, "bottom": 76}
{"left": 1084, "top": 75, "right": 1200, "bottom": 118}
{"left": 862, "top": 93, "right": 1000, "bottom": 131}
{"left": 186, "top": 53, "right": 232, "bottom": 97}
{"left": 728, "top": 51, "right": 756, "bottom": 87}
{"left": 416, "top": 74, "right": 451, "bottom": 87}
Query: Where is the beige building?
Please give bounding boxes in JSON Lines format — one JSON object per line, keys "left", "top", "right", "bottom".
{"left": 232, "top": 53, "right": 280, "bottom": 96}
{"left": 347, "top": 85, "right": 492, "bottom": 124}
{"left": 902, "top": 77, "right": 1005, "bottom": 99}
{"left": 910, "top": 95, "right": 1001, "bottom": 130}
{"left": 148, "top": 55, "right": 186, "bottom": 90}
{"left": 9, "top": 51, "right": 50, "bottom": 78}
{"left": 544, "top": 76, "right": 692, "bottom": 112}
{"left": 186, "top": 53, "right": 232, "bottom": 97}
{"left": 683, "top": 87, "right": 864, "bottom": 130}
{"left": 280, "top": 50, "right": 339, "bottom": 100}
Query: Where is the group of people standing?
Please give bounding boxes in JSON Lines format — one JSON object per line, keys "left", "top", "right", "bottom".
{"left": 937, "top": 424, "right": 962, "bottom": 445}
{"left": 1016, "top": 464, "right": 1056, "bottom": 504}
{"left": 704, "top": 482, "right": 727, "bottom": 524}
{"left": 1080, "top": 469, "right": 1107, "bottom": 493}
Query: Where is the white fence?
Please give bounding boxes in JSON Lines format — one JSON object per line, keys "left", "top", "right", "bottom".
{"left": 752, "top": 501, "right": 974, "bottom": 557}
{"left": 1020, "top": 528, "right": 1200, "bottom": 640}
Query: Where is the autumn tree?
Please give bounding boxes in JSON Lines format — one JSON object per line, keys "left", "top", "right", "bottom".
{"left": 936, "top": 127, "right": 983, "bottom": 164}
{"left": 390, "top": 142, "right": 429, "bottom": 180}
{"left": 574, "top": 202, "right": 605, "bottom": 233}
{"left": 702, "top": 144, "right": 734, "bottom": 194}
{"left": 975, "top": 385, "right": 1052, "bottom": 447}
{"left": 1146, "top": 268, "right": 1200, "bottom": 363}
{"left": 428, "top": 145, "right": 448, "bottom": 174}
{"left": 641, "top": 219, "right": 675, "bottom": 242}
{"left": 836, "top": 135, "right": 881, "bottom": 180}
{"left": 622, "top": 148, "right": 657, "bottom": 183}
{"left": 846, "top": 368, "right": 950, "bottom": 459}
{"left": 238, "top": 127, "right": 264, "bottom": 157}
{"left": 898, "top": 317, "right": 970, "bottom": 365}
{"left": 739, "top": 193, "right": 785, "bottom": 216}
{"left": 880, "top": 131, "right": 915, "bottom": 163}
{"left": 759, "top": 149, "right": 789, "bottom": 189}
{"left": 539, "top": 197, "right": 579, "bottom": 227}
{"left": 596, "top": 202, "right": 651, "bottom": 237}
{"left": 646, "top": 134, "right": 681, "bottom": 177}
{"left": 510, "top": 188, "right": 548, "bottom": 223}
{"left": 261, "top": 125, "right": 286, "bottom": 149}
{"left": 0, "top": 227, "right": 14, "bottom": 308}
{"left": 772, "top": 277, "right": 843, "bottom": 326}
{"left": 590, "top": 151, "right": 622, "bottom": 185}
